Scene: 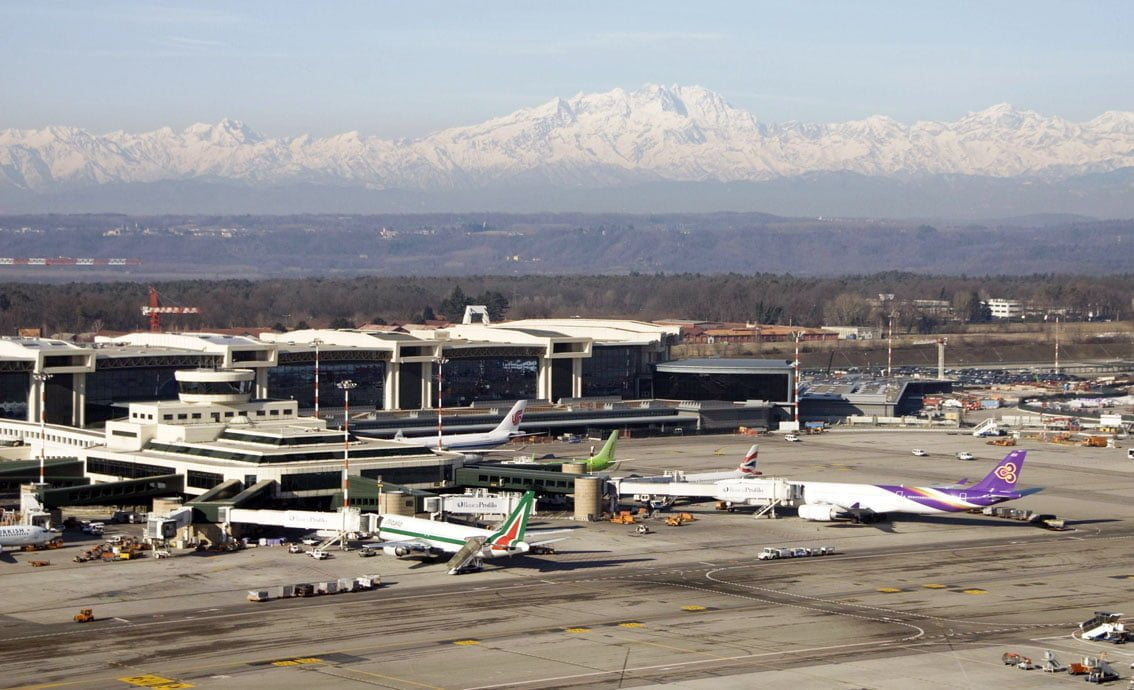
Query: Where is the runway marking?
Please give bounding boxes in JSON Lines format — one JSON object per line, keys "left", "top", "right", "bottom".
{"left": 117, "top": 675, "right": 192, "bottom": 689}
{"left": 328, "top": 668, "right": 445, "bottom": 690}
{"left": 618, "top": 622, "right": 645, "bottom": 628}
{"left": 270, "top": 657, "right": 321, "bottom": 666}
{"left": 961, "top": 589, "right": 988, "bottom": 595}
{"left": 680, "top": 605, "right": 707, "bottom": 612}
{"left": 452, "top": 639, "right": 481, "bottom": 646}
{"left": 923, "top": 583, "right": 948, "bottom": 589}
{"left": 564, "top": 627, "right": 590, "bottom": 633}
{"left": 877, "top": 587, "right": 903, "bottom": 593}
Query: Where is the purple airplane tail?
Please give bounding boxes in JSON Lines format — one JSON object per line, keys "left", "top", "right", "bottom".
{"left": 969, "top": 450, "right": 1026, "bottom": 494}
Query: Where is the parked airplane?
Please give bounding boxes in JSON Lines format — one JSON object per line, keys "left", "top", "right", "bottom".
{"left": 794, "top": 449, "right": 1037, "bottom": 523}
{"left": 382, "top": 400, "right": 528, "bottom": 451}
{"left": 0, "top": 524, "right": 57, "bottom": 553}
{"left": 616, "top": 443, "right": 759, "bottom": 488}
{"left": 369, "top": 490, "right": 551, "bottom": 574}
{"left": 678, "top": 444, "right": 761, "bottom": 482}
{"left": 504, "top": 431, "right": 621, "bottom": 472}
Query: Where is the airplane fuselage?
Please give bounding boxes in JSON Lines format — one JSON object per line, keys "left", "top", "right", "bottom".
{"left": 800, "top": 481, "right": 1017, "bottom": 516}
{"left": 376, "top": 514, "right": 522, "bottom": 558}
{"left": 0, "top": 525, "right": 56, "bottom": 549}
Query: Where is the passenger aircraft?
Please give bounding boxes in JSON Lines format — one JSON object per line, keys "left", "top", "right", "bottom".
{"left": 383, "top": 400, "right": 528, "bottom": 451}
{"left": 678, "top": 444, "right": 761, "bottom": 482}
{"left": 794, "top": 449, "right": 1038, "bottom": 522}
{"left": 505, "top": 431, "right": 621, "bottom": 472}
{"left": 0, "top": 524, "right": 57, "bottom": 557}
{"left": 369, "top": 490, "right": 552, "bottom": 574}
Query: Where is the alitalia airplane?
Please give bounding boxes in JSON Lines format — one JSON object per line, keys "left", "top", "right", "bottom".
{"left": 371, "top": 490, "right": 552, "bottom": 574}
{"left": 382, "top": 400, "right": 529, "bottom": 451}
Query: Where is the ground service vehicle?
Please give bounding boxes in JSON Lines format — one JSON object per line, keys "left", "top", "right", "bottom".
{"left": 784, "top": 434, "right": 801, "bottom": 442}
{"left": 757, "top": 546, "right": 835, "bottom": 560}
{"left": 912, "top": 448, "right": 928, "bottom": 456}
{"left": 73, "top": 608, "right": 94, "bottom": 623}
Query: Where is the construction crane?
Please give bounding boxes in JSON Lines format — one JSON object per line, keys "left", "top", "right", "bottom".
{"left": 141, "top": 286, "right": 201, "bottom": 333}
{"left": 0, "top": 257, "right": 141, "bottom": 266}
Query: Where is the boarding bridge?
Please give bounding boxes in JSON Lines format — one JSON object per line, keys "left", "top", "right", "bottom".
{"left": 610, "top": 477, "right": 801, "bottom": 516}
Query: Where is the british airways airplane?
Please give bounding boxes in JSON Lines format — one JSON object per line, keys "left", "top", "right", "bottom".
{"left": 795, "top": 449, "right": 1037, "bottom": 523}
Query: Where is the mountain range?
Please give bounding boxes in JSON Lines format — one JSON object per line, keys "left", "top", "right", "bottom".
{"left": 3, "top": 85, "right": 1133, "bottom": 217}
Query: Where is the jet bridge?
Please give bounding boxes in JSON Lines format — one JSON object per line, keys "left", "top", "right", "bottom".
{"left": 610, "top": 476, "right": 802, "bottom": 515}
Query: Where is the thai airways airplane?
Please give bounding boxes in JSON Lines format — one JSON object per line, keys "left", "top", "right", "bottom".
{"left": 0, "top": 524, "right": 57, "bottom": 556}
{"left": 794, "top": 449, "right": 1037, "bottom": 523}
{"left": 384, "top": 400, "right": 528, "bottom": 451}
{"left": 369, "top": 490, "right": 553, "bottom": 574}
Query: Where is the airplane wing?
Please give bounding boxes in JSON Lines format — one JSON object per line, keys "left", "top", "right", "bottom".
{"left": 364, "top": 540, "right": 445, "bottom": 556}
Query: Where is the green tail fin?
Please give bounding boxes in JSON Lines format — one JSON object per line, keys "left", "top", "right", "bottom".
{"left": 584, "top": 431, "right": 619, "bottom": 471}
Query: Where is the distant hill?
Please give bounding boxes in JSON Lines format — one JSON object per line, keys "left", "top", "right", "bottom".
{"left": 0, "top": 213, "right": 1131, "bottom": 279}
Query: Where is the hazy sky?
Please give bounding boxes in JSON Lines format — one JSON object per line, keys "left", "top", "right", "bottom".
{"left": 3, "top": 1, "right": 1132, "bottom": 138}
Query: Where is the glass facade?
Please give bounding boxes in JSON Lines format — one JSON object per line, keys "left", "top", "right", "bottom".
{"left": 442, "top": 358, "right": 536, "bottom": 407}
{"left": 187, "top": 469, "right": 225, "bottom": 490}
{"left": 653, "top": 372, "right": 790, "bottom": 403}
{"left": 582, "top": 346, "right": 645, "bottom": 399}
{"left": 179, "top": 379, "right": 253, "bottom": 396}
{"left": 268, "top": 361, "right": 385, "bottom": 410}
{"left": 86, "top": 366, "right": 183, "bottom": 424}
{"left": 0, "top": 372, "right": 28, "bottom": 421}
{"left": 87, "top": 456, "right": 175, "bottom": 479}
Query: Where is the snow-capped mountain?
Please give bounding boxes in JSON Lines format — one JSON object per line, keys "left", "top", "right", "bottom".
{"left": 2, "top": 85, "right": 1134, "bottom": 216}
{"left": 4, "top": 84, "right": 1133, "bottom": 192}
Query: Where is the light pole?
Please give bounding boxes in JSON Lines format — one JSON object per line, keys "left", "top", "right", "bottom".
{"left": 32, "top": 372, "right": 52, "bottom": 485}
{"left": 313, "top": 338, "right": 323, "bottom": 420}
{"left": 435, "top": 357, "right": 448, "bottom": 450}
{"left": 336, "top": 380, "right": 357, "bottom": 523}
{"left": 886, "top": 312, "right": 896, "bottom": 378}
{"left": 792, "top": 332, "right": 803, "bottom": 428}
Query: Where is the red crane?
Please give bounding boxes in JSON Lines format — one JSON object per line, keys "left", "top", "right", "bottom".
{"left": 141, "top": 286, "right": 201, "bottom": 333}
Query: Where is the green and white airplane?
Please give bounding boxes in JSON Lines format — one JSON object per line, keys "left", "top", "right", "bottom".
{"left": 503, "top": 430, "right": 621, "bottom": 473}
{"left": 371, "top": 491, "right": 548, "bottom": 574}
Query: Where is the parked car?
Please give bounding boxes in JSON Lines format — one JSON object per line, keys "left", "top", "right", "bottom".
{"left": 956, "top": 451, "right": 975, "bottom": 461}
{"left": 911, "top": 448, "right": 928, "bottom": 457}
{"left": 288, "top": 544, "right": 304, "bottom": 554}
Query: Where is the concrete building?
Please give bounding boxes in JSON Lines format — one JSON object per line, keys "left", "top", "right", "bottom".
{"left": 988, "top": 299, "right": 1024, "bottom": 320}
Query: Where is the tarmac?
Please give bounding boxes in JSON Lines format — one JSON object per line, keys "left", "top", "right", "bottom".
{"left": 2, "top": 423, "right": 1133, "bottom": 689}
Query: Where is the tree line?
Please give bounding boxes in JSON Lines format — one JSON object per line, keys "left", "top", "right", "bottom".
{"left": 1, "top": 272, "right": 1130, "bottom": 338}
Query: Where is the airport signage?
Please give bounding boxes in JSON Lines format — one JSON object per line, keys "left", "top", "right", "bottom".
{"left": 443, "top": 495, "right": 520, "bottom": 516}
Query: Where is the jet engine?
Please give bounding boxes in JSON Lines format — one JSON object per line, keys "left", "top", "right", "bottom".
{"left": 384, "top": 545, "right": 413, "bottom": 558}
{"left": 796, "top": 503, "right": 844, "bottom": 521}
